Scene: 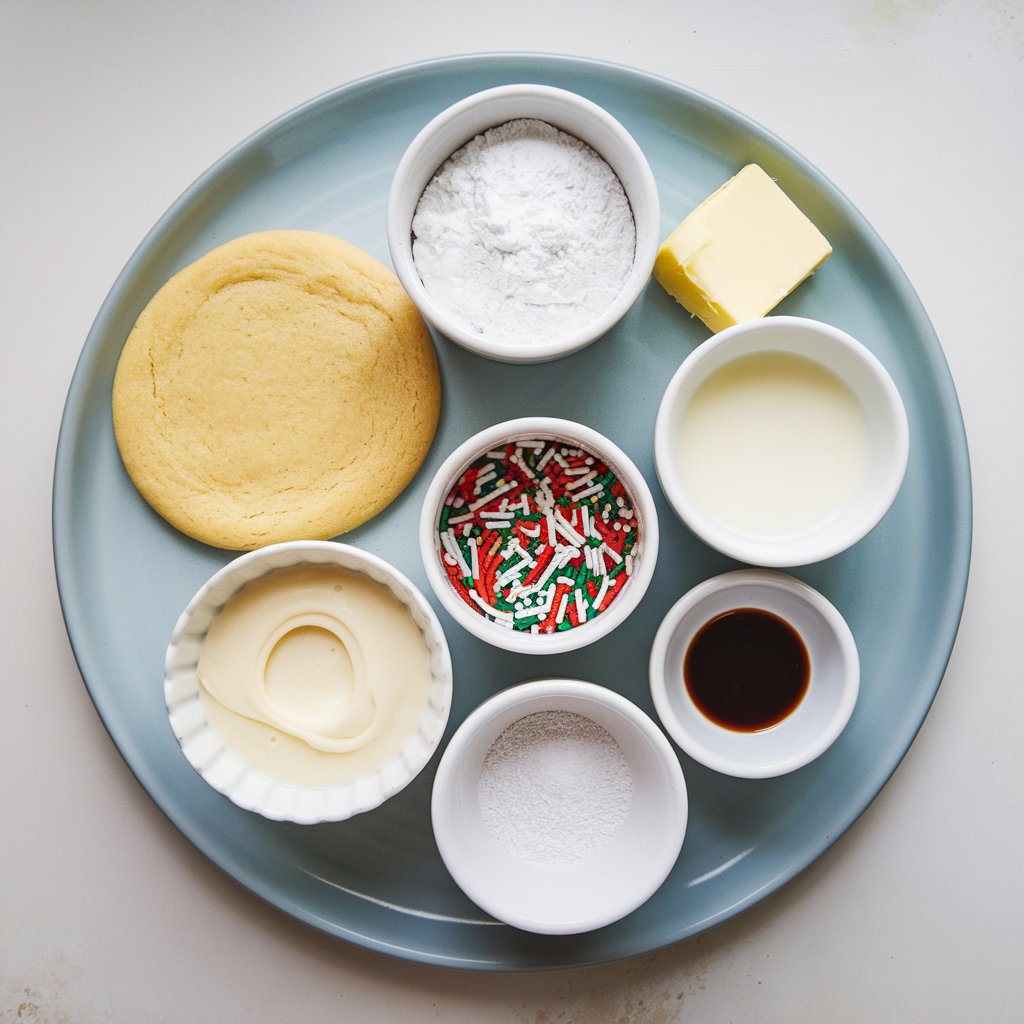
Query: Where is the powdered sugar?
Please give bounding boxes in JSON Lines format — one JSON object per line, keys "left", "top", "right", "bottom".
{"left": 411, "top": 118, "right": 636, "bottom": 346}
{"left": 477, "top": 710, "right": 632, "bottom": 866}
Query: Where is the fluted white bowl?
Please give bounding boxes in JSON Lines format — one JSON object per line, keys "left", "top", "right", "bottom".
{"left": 164, "top": 541, "right": 452, "bottom": 824}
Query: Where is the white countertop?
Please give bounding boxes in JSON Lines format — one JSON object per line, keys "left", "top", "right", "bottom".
{"left": 3, "top": 1, "right": 1021, "bottom": 1019}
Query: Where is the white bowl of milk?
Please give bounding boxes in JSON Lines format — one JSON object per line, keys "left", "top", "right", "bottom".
{"left": 654, "top": 316, "right": 909, "bottom": 567}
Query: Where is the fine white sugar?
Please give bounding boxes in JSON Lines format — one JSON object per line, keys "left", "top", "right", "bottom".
{"left": 411, "top": 118, "right": 636, "bottom": 346}
{"left": 477, "top": 710, "right": 632, "bottom": 867}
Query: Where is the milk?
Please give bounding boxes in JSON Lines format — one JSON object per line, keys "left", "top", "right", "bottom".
{"left": 678, "top": 351, "right": 867, "bottom": 535}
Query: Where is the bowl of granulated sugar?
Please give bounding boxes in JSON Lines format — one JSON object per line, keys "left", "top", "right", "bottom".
{"left": 431, "top": 678, "right": 687, "bottom": 934}
{"left": 387, "top": 84, "right": 660, "bottom": 364}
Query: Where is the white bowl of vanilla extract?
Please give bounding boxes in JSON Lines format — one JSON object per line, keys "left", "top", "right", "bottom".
{"left": 648, "top": 569, "right": 860, "bottom": 779}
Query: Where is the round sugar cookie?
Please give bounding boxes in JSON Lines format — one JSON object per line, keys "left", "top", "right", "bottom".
{"left": 112, "top": 230, "right": 440, "bottom": 550}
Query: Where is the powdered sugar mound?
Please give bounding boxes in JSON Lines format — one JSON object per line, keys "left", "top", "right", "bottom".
{"left": 412, "top": 119, "right": 636, "bottom": 346}
{"left": 477, "top": 710, "right": 633, "bottom": 866}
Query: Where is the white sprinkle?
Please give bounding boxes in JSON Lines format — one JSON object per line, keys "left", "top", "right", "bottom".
{"left": 555, "top": 591, "right": 570, "bottom": 625}
{"left": 469, "top": 590, "right": 514, "bottom": 621}
{"left": 469, "top": 480, "right": 516, "bottom": 511}
{"left": 497, "top": 558, "right": 532, "bottom": 585}
{"left": 600, "top": 542, "right": 622, "bottom": 565}
{"left": 625, "top": 554, "right": 634, "bottom": 576}
{"left": 514, "top": 448, "right": 536, "bottom": 480}
{"left": 575, "top": 588, "right": 588, "bottom": 623}
{"left": 473, "top": 470, "right": 497, "bottom": 494}
{"left": 533, "top": 550, "right": 565, "bottom": 592}
{"left": 447, "top": 512, "right": 475, "bottom": 525}
{"left": 565, "top": 468, "right": 598, "bottom": 489}
{"left": 553, "top": 518, "right": 584, "bottom": 548}
{"left": 515, "top": 583, "right": 555, "bottom": 620}
{"left": 536, "top": 446, "right": 555, "bottom": 471}
{"left": 553, "top": 509, "right": 585, "bottom": 547}
{"left": 443, "top": 529, "right": 472, "bottom": 577}
{"left": 536, "top": 478, "right": 555, "bottom": 513}
{"left": 572, "top": 482, "right": 605, "bottom": 502}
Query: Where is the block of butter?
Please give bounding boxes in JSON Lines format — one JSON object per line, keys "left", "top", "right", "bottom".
{"left": 653, "top": 163, "right": 832, "bottom": 334}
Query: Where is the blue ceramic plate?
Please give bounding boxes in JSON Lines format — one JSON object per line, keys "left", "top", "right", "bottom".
{"left": 53, "top": 54, "right": 971, "bottom": 970}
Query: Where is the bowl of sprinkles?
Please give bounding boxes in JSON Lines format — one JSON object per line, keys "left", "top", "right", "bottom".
{"left": 419, "top": 418, "right": 659, "bottom": 654}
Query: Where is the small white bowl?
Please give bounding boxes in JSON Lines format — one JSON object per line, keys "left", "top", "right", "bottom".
{"left": 649, "top": 570, "right": 859, "bottom": 779}
{"left": 431, "top": 679, "right": 687, "bottom": 934}
{"left": 164, "top": 541, "right": 452, "bottom": 823}
{"left": 654, "top": 316, "right": 909, "bottom": 567}
{"left": 387, "top": 83, "right": 660, "bottom": 364}
{"left": 419, "top": 417, "right": 659, "bottom": 654}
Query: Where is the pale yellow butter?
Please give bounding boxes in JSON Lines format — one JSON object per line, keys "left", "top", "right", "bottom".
{"left": 653, "top": 164, "right": 832, "bottom": 334}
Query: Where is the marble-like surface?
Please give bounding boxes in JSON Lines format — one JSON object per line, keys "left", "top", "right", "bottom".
{"left": 2, "top": 1, "right": 1021, "bottom": 1019}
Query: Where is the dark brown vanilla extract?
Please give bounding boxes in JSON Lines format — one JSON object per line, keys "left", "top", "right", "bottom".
{"left": 684, "top": 608, "right": 809, "bottom": 731}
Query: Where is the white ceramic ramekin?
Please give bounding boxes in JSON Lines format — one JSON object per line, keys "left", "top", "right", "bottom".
{"left": 649, "top": 570, "right": 860, "bottom": 779}
{"left": 419, "top": 417, "right": 659, "bottom": 654}
{"left": 654, "top": 316, "right": 909, "bottom": 567}
{"left": 387, "top": 83, "right": 660, "bottom": 363}
{"left": 431, "top": 678, "right": 687, "bottom": 935}
{"left": 164, "top": 541, "right": 452, "bottom": 823}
